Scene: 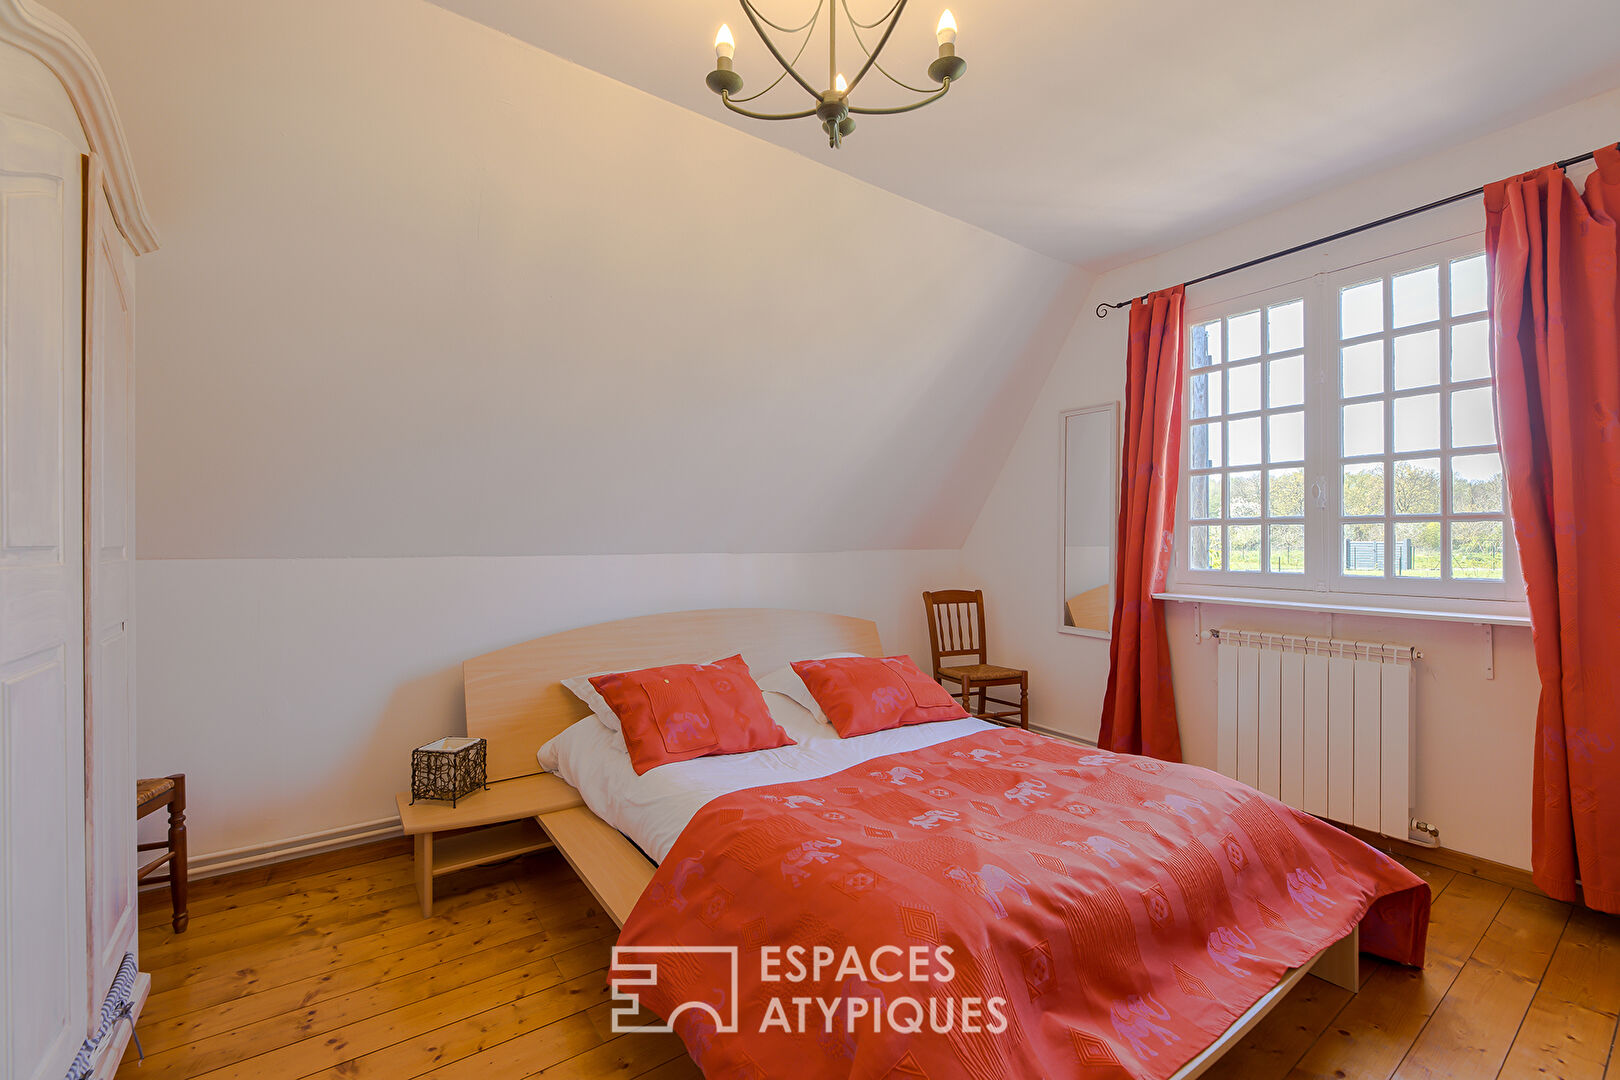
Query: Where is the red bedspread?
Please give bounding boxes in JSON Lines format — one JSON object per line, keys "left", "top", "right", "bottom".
{"left": 612, "top": 729, "right": 1429, "bottom": 1079}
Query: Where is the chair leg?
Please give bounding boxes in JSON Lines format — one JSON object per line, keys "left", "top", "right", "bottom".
{"left": 1020, "top": 676, "right": 1029, "bottom": 730}
{"left": 959, "top": 677, "right": 974, "bottom": 717}
{"left": 167, "top": 774, "right": 189, "bottom": 934}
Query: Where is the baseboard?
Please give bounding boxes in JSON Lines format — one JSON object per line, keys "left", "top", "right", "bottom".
{"left": 1028, "top": 723, "right": 1097, "bottom": 747}
{"left": 163, "top": 816, "right": 404, "bottom": 881}
{"left": 1339, "top": 822, "right": 1541, "bottom": 896}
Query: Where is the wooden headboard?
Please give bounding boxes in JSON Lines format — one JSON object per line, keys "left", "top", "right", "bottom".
{"left": 464, "top": 608, "right": 884, "bottom": 782}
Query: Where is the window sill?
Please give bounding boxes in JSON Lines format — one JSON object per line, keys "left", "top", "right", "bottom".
{"left": 1154, "top": 591, "right": 1532, "bottom": 627}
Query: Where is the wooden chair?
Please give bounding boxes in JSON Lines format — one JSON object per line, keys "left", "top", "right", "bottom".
{"left": 136, "top": 774, "right": 188, "bottom": 933}
{"left": 922, "top": 590, "right": 1028, "bottom": 729}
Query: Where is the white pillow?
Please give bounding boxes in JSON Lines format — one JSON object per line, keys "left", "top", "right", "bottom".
{"left": 536, "top": 714, "right": 622, "bottom": 784}
{"left": 756, "top": 652, "right": 865, "bottom": 725}
{"left": 560, "top": 670, "right": 626, "bottom": 734}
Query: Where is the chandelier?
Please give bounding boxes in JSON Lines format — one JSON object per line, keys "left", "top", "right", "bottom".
{"left": 704, "top": 1, "right": 966, "bottom": 149}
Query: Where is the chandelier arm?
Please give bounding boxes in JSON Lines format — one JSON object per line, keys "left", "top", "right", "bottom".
{"left": 729, "top": 0, "right": 822, "bottom": 104}
{"left": 720, "top": 93, "right": 820, "bottom": 121}
{"left": 841, "top": 0, "right": 940, "bottom": 95}
{"left": 845, "top": 0, "right": 903, "bottom": 30}
{"left": 842, "top": 0, "right": 908, "bottom": 94}
{"left": 846, "top": 78, "right": 950, "bottom": 115}
{"left": 739, "top": 0, "right": 823, "bottom": 33}
{"left": 737, "top": 0, "right": 823, "bottom": 100}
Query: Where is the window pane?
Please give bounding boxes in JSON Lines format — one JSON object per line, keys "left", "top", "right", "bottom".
{"left": 1393, "top": 393, "right": 1440, "bottom": 453}
{"left": 1229, "top": 525, "right": 1262, "bottom": 571}
{"left": 1268, "top": 467, "right": 1304, "bottom": 516}
{"left": 1393, "top": 330, "right": 1440, "bottom": 389}
{"left": 1191, "top": 320, "right": 1222, "bottom": 368}
{"left": 1190, "top": 473, "right": 1222, "bottom": 519}
{"left": 1342, "top": 462, "right": 1385, "bottom": 516}
{"left": 1342, "top": 401, "right": 1384, "bottom": 457}
{"left": 1190, "top": 370, "right": 1223, "bottom": 419}
{"left": 1393, "top": 458, "right": 1441, "bottom": 514}
{"left": 1190, "top": 524, "right": 1222, "bottom": 570}
{"left": 1190, "top": 421, "right": 1223, "bottom": 469}
{"left": 1451, "top": 386, "right": 1498, "bottom": 448}
{"left": 1342, "top": 523, "right": 1384, "bottom": 576}
{"left": 1392, "top": 265, "right": 1440, "bottom": 328}
{"left": 1341, "top": 340, "right": 1384, "bottom": 398}
{"left": 1229, "top": 311, "right": 1262, "bottom": 361}
{"left": 1228, "top": 471, "right": 1263, "bottom": 518}
{"left": 1228, "top": 363, "right": 1262, "bottom": 413}
{"left": 1451, "top": 520, "right": 1505, "bottom": 580}
{"left": 1450, "top": 254, "right": 1487, "bottom": 317}
{"left": 1269, "top": 354, "right": 1304, "bottom": 408}
{"left": 1451, "top": 320, "right": 1491, "bottom": 382}
{"left": 1341, "top": 280, "right": 1383, "bottom": 339}
{"left": 1451, "top": 453, "right": 1503, "bottom": 513}
{"left": 1393, "top": 521, "right": 1441, "bottom": 578}
{"left": 1268, "top": 411, "right": 1305, "bottom": 463}
{"left": 1228, "top": 417, "right": 1262, "bottom": 466}
{"left": 1268, "top": 524, "right": 1305, "bottom": 573}
{"left": 1185, "top": 318, "right": 1218, "bottom": 369}
{"left": 1268, "top": 300, "right": 1304, "bottom": 353}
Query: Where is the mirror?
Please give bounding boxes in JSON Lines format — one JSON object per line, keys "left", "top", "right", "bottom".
{"left": 1060, "top": 403, "right": 1120, "bottom": 638}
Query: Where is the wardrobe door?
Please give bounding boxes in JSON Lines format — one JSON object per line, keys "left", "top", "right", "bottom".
{"left": 85, "top": 161, "right": 138, "bottom": 1008}
{"left": 0, "top": 114, "right": 89, "bottom": 1080}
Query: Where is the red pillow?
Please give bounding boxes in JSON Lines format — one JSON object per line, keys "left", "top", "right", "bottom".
{"left": 790, "top": 655, "right": 969, "bottom": 737}
{"left": 591, "top": 655, "right": 793, "bottom": 775}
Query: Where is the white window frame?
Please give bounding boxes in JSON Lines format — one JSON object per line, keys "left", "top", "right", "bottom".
{"left": 1166, "top": 232, "right": 1528, "bottom": 623}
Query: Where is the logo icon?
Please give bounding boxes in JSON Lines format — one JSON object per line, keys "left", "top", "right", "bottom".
{"left": 610, "top": 945, "right": 740, "bottom": 1034}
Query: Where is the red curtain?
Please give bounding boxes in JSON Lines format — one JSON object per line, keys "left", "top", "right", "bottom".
{"left": 1486, "top": 144, "right": 1620, "bottom": 913}
{"left": 1100, "top": 286, "right": 1186, "bottom": 761}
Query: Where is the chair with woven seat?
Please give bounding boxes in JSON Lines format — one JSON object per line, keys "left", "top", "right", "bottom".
{"left": 923, "top": 589, "right": 1028, "bottom": 729}
{"left": 136, "top": 774, "right": 188, "bottom": 933}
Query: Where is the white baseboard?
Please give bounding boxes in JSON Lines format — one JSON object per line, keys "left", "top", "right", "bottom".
{"left": 179, "top": 816, "right": 403, "bottom": 880}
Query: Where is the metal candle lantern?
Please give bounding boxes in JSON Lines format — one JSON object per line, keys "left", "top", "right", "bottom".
{"left": 410, "top": 737, "right": 488, "bottom": 807}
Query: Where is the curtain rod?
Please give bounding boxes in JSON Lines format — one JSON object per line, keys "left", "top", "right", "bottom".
{"left": 1094, "top": 142, "right": 1615, "bottom": 318}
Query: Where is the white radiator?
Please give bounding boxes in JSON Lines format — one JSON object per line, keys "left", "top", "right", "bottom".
{"left": 1213, "top": 629, "right": 1416, "bottom": 840}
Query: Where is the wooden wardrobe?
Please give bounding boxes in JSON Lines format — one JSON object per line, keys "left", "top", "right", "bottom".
{"left": 0, "top": 2, "right": 156, "bottom": 1078}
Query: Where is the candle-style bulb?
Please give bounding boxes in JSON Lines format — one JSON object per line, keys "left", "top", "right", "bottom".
{"left": 715, "top": 23, "right": 735, "bottom": 61}
{"left": 936, "top": 9, "right": 957, "bottom": 46}
{"left": 834, "top": 73, "right": 848, "bottom": 94}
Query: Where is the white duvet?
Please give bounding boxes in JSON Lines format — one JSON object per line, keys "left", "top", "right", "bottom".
{"left": 536, "top": 698, "right": 993, "bottom": 864}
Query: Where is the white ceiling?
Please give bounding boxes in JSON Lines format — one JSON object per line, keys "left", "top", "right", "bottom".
{"left": 428, "top": 0, "right": 1620, "bottom": 268}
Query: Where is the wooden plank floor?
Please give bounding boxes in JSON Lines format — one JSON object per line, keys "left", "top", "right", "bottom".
{"left": 122, "top": 840, "right": 1620, "bottom": 1080}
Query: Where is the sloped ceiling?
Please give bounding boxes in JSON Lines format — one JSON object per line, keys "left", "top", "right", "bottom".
{"left": 44, "top": 0, "right": 1086, "bottom": 558}
{"left": 429, "top": 0, "right": 1620, "bottom": 267}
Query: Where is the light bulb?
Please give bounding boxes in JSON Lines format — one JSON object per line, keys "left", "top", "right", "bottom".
{"left": 835, "top": 73, "right": 848, "bottom": 93}
{"left": 715, "top": 23, "right": 735, "bottom": 61}
{"left": 936, "top": 9, "right": 957, "bottom": 46}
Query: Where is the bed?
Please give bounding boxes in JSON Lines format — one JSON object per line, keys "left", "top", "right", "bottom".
{"left": 464, "top": 608, "right": 1427, "bottom": 1080}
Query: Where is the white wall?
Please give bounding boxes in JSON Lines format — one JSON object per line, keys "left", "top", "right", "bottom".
{"left": 33, "top": 0, "right": 1087, "bottom": 857}
{"left": 45, "top": 0, "right": 1081, "bottom": 561}
{"left": 963, "top": 84, "right": 1620, "bottom": 871}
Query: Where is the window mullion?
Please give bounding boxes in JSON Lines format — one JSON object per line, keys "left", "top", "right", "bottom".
{"left": 1306, "top": 272, "right": 1332, "bottom": 592}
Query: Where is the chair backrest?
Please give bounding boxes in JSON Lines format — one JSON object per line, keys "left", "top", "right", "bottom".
{"left": 922, "top": 589, "right": 987, "bottom": 672}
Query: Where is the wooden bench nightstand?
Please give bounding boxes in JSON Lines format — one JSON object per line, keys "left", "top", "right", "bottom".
{"left": 395, "top": 772, "right": 583, "bottom": 916}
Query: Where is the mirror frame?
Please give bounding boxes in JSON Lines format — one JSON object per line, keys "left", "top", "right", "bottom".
{"left": 1058, "top": 402, "right": 1121, "bottom": 639}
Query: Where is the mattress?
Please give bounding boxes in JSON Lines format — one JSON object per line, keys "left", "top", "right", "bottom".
{"left": 536, "top": 699, "right": 994, "bottom": 863}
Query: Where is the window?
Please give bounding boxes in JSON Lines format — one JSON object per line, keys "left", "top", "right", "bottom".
{"left": 1172, "top": 235, "right": 1523, "bottom": 616}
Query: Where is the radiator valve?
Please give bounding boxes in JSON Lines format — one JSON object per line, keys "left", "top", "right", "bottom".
{"left": 1408, "top": 818, "right": 1440, "bottom": 847}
